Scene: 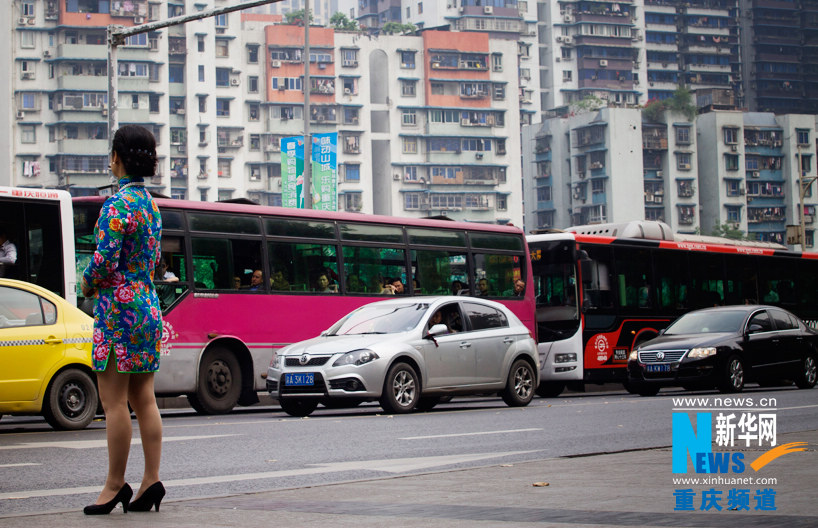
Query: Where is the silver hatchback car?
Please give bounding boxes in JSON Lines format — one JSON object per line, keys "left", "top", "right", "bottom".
{"left": 267, "top": 296, "right": 538, "bottom": 417}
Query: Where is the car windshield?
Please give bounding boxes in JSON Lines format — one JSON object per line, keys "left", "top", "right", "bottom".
{"left": 326, "top": 303, "right": 430, "bottom": 336}
{"left": 664, "top": 310, "right": 746, "bottom": 335}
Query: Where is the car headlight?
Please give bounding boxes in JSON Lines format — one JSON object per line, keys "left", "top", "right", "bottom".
{"left": 332, "top": 349, "right": 379, "bottom": 367}
{"left": 687, "top": 347, "right": 717, "bottom": 359}
{"left": 629, "top": 350, "right": 639, "bottom": 361}
{"left": 270, "top": 351, "right": 283, "bottom": 369}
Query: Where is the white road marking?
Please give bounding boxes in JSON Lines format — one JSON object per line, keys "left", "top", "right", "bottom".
{"left": 0, "top": 463, "right": 40, "bottom": 468}
{"left": 0, "top": 434, "right": 239, "bottom": 451}
{"left": 0, "top": 450, "right": 538, "bottom": 501}
{"left": 400, "top": 428, "right": 543, "bottom": 440}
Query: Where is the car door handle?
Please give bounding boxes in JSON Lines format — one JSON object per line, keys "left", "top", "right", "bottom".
{"left": 503, "top": 337, "right": 515, "bottom": 344}
{"left": 459, "top": 342, "right": 472, "bottom": 348}
{"left": 44, "top": 337, "right": 63, "bottom": 345}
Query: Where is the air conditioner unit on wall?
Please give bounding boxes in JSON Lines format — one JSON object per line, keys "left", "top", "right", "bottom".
{"left": 484, "top": 6, "right": 493, "bottom": 14}
{"left": 230, "top": 78, "right": 240, "bottom": 86}
{"left": 16, "top": 111, "right": 25, "bottom": 119}
{"left": 599, "top": 59, "right": 608, "bottom": 67}
{"left": 730, "top": 144, "right": 738, "bottom": 152}
{"left": 271, "top": 60, "right": 281, "bottom": 68}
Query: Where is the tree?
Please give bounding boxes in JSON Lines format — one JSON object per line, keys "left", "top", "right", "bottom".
{"left": 710, "top": 222, "right": 745, "bottom": 240}
{"left": 284, "top": 9, "right": 313, "bottom": 26}
{"left": 330, "top": 12, "right": 359, "bottom": 31}
{"left": 571, "top": 94, "right": 605, "bottom": 115}
{"left": 641, "top": 86, "right": 697, "bottom": 123}
{"left": 381, "top": 22, "right": 416, "bottom": 35}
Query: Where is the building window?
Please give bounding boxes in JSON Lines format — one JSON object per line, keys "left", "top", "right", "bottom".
{"left": 169, "top": 64, "right": 184, "bottom": 83}
{"left": 248, "top": 76, "right": 259, "bottom": 93}
{"left": 431, "top": 82, "right": 444, "bottom": 95}
{"left": 675, "top": 126, "right": 691, "bottom": 145}
{"left": 341, "top": 49, "right": 358, "bottom": 67}
{"left": 491, "top": 54, "right": 502, "bottom": 72}
{"left": 562, "top": 70, "right": 572, "bottom": 82}
{"left": 418, "top": 2, "right": 423, "bottom": 14}
{"left": 218, "top": 158, "right": 231, "bottom": 178}
{"left": 723, "top": 127, "right": 739, "bottom": 145}
{"left": 216, "top": 68, "right": 230, "bottom": 87}
{"left": 248, "top": 102, "right": 260, "bottom": 121}
{"left": 170, "top": 97, "right": 185, "bottom": 114}
{"left": 725, "top": 180, "right": 741, "bottom": 196}
{"left": 677, "top": 153, "right": 692, "bottom": 170}
{"left": 726, "top": 206, "right": 741, "bottom": 223}
{"left": 20, "top": 31, "right": 35, "bottom": 49}
{"left": 22, "top": 1, "right": 35, "bottom": 16}
{"left": 149, "top": 94, "right": 160, "bottom": 113}
{"left": 198, "top": 36, "right": 205, "bottom": 52}
{"left": 400, "top": 51, "right": 415, "bottom": 68}
{"left": 198, "top": 65, "right": 205, "bottom": 82}
{"left": 797, "top": 129, "right": 810, "bottom": 146}
{"left": 21, "top": 125, "right": 36, "bottom": 144}
{"left": 198, "top": 95, "right": 207, "bottom": 113}
{"left": 216, "top": 39, "right": 229, "bottom": 58}
{"left": 404, "top": 166, "right": 419, "bottom": 181}
{"left": 344, "top": 193, "right": 362, "bottom": 212}
{"left": 20, "top": 92, "right": 36, "bottom": 110}
{"left": 247, "top": 45, "right": 259, "bottom": 63}
{"left": 249, "top": 134, "right": 260, "bottom": 150}
{"left": 403, "top": 137, "right": 418, "bottom": 154}
{"left": 249, "top": 166, "right": 261, "bottom": 182}
{"left": 496, "top": 195, "right": 507, "bottom": 211}
{"left": 344, "top": 164, "right": 360, "bottom": 182}
{"left": 725, "top": 154, "right": 739, "bottom": 171}
{"left": 215, "top": 14, "right": 228, "bottom": 28}
{"left": 402, "top": 109, "right": 417, "bottom": 126}
{"left": 216, "top": 99, "right": 230, "bottom": 117}
{"left": 401, "top": 80, "right": 416, "bottom": 97}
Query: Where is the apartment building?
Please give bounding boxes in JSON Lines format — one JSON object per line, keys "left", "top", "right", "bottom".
{"left": 6, "top": 1, "right": 523, "bottom": 224}
{"left": 524, "top": 105, "right": 818, "bottom": 249}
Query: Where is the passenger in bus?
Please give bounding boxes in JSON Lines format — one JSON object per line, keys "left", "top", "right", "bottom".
{"left": 763, "top": 282, "right": 779, "bottom": 303}
{"left": 80, "top": 124, "right": 165, "bottom": 515}
{"left": 512, "top": 279, "right": 525, "bottom": 296}
{"left": 155, "top": 259, "right": 179, "bottom": 310}
{"left": 451, "top": 280, "right": 465, "bottom": 295}
{"left": 315, "top": 272, "right": 338, "bottom": 293}
{"left": 270, "top": 270, "right": 290, "bottom": 291}
{"left": 247, "top": 270, "right": 264, "bottom": 291}
{"left": 381, "top": 278, "right": 405, "bottom": 295}
{"left": 0, "top": 226, "right": 17, "bottom": 278}
{"left": 477, "top": 278, "right": 490, "bottom": 296}
{"left": 346, "top": 273, "right": 366, "bottom": 293}
{"left": 232, "top": 275, "right": 242, "bottom": 290}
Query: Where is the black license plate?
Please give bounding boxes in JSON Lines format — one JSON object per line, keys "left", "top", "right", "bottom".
{"left": 285, "top": 373, "right": 315, "bottom": 386}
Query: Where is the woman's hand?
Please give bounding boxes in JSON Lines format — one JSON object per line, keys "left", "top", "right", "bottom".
{"left": 81, "top": 278, "right": 96, "bottom": 298}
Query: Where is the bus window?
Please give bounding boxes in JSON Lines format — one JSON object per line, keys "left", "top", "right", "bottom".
{"left": 156, "top": 236, "right": 187, "bottom": 311}
{"left": 407, "top": 228, "right": 467, "bottom": 248}
{"left": 473, "top": 253, "right": 521, "bottom": 297}
{"left": 723, "top": 255, "right": 759, "bottom": 306}
{"left": 265, "top": 218, "right": 335, "bottom": 239}
{"left": 759, "top": 256, "right": 796, "bottom": 307}
{"left": 410, "top": 249, "right": 468, "bottom": 295}
{"left": 188, "top": 213, "right": 260, "bottom": 235}
{"left": 268, "top": 241, "right": 339, "bottom": 293}
{"left": 689, "top": 252, "right": 724, "bottom": 308}
{"left": 340, "top": 223, "right": 404, "bottom": 244}
{"left": 613, "top": 247, "right": 653, "bottom": 309}
{"left": 341, "top": 245, "right": 406, "bottom": 294}
{"left": 582, "top": 245, "right": 615, "bottom": 309}
{"left": 654, "top": 250, "right": 689, "bottom": 311}
{"left": 191, "top": 237, "right": 263, "bottom": 290}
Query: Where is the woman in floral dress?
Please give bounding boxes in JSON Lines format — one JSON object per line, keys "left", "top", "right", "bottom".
{"left": 81, "top": 125, "right": 165, "bottom": 514}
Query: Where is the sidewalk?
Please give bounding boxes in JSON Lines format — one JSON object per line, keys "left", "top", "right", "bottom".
{"left": 4, "top": 429, "right": 816, "bottom": 528}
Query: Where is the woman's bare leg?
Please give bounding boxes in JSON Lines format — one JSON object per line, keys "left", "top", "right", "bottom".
{"left": 128, "top": 371, "right": 162, "bottom": 498}
{"left": 94, "top": 358, "right": 131, "bottom": 504}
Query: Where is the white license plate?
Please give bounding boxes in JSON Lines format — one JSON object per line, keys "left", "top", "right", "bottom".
{"left": 285, "top": 373, "right": 315, "bottom": 386}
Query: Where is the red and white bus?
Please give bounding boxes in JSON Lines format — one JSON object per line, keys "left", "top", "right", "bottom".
{"left": 527, "top": 221, "right": 818, "bottom": 397}
{"left": 73, "top": 197, "right": 534, "bottom": 414}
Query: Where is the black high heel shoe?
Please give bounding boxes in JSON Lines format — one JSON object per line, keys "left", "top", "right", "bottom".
{"left": 83, "top": 483, "right": 133, "bottom": 515}
{"left": 128, "top": 481, "right": 165, "bottom": 512}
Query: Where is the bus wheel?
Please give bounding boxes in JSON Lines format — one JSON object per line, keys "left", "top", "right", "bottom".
{"left": 380, "top": 362, "right": 419, "bottom": 414}
{"left": 42, "top": 368, "right": 98, "bottom": 430}
{"left": 279, "top": 398, "right": 318, "bottom": 417}
{"left": 502, "top": 359, "right": 535, "bottom": 406}
{"left": 188, "top": 347, "right": 241, "bottom": 415}
{"left": 535, "top": 381, "right": 565, "bottom": 398}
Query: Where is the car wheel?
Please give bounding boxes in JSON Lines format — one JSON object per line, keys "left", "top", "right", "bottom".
{"left": 718, "top": 355, "right": 745, "bottom": 393}
{"left": 42, "top": 368, "right": 99, "bottom": 430}
{"left": 535, "top": 381, "right": 565, "bottom": 398}
{"left": 188, "top": 347, "right": 242, "bottom": 415}
{"left": 379, "top": 362, "right": 419, "bottom": 414}
{"left": 279, "top": 398, "right": 319, "bottom": 417}
{"left": 415, "top": 396, "right": 441, "bottom": 411}
{"left": 795, "top": 354, "right": 817, "bottom": 389}
{"left": 502, "top": 359, "right": 535, "bottom": 407}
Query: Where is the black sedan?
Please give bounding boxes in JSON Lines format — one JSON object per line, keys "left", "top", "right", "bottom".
{"left": 627, "top": 305, "right": 818, "bottom": 396}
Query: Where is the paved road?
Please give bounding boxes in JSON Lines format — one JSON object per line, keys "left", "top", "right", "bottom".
{"left": 2, "top": 385, "right": 817, "bottom": 524}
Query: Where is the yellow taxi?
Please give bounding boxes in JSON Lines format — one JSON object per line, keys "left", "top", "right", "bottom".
{"left": 0, "top": 278, "right": 98, "bottom": 430}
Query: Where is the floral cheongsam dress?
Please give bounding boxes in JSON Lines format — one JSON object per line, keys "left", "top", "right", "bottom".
{"left": 83, "top": 177, "right": 163, "bottom": 373}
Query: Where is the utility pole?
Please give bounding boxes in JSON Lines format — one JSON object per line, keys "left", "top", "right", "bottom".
{"left": 303, "top": 0, "right": 312, "bottom": 208}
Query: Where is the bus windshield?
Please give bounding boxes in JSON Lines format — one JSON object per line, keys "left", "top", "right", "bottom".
{"left": 530, "top": 239, "right": 580, "bottom": 340}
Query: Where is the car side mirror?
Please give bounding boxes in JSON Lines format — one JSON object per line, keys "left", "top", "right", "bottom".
{"left": 427, "top": 324, "right": 449, "bottom": 337}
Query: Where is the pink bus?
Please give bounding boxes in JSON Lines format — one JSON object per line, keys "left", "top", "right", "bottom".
{"left": 73, "top": 197, "right": 534, "bottom": 414}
